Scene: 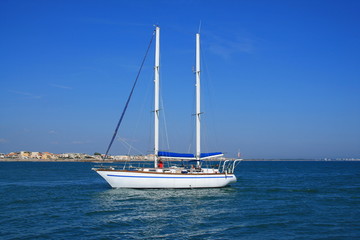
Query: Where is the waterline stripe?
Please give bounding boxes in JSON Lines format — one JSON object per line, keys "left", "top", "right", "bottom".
{"left": 107, "top": 174, "right": 234, "bottom": 179}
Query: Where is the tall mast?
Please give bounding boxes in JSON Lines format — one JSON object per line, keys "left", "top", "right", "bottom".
{"left": 154, "top": 26, "right": 160, "bottom": 168}
{"left": 195, "top": 33, "right": 201, "bottom": 162}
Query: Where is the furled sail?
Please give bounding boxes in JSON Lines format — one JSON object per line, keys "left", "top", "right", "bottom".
{"left": 158, "top": 151, "right": 195, "bottom": 159}
{"left": 158, "top": 151, "right": 223, "bottom": 159}
{"left": 200, "top": 152, "right": 223, "bottom": 159}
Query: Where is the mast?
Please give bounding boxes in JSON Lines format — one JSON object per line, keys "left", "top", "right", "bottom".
{"left": 195, "top": 33, "right": 201, "bottom": 164}
{"left": 154, "top": 26, "right": 160, "bottom": 168}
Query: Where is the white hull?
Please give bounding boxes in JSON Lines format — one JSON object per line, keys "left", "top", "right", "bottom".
{"left": 95, "top": 170, "right": 237, "bottom": 189}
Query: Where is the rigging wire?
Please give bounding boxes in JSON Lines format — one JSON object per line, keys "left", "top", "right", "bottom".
{"left": 127, "top": 69, "right": 152, "bottom": 156}
{"left": 103, "top": 29, "right": 155, "bottom": 160}
{"left": 160, "top": 93, "right": 170, "bottom": 151}
{"left": 157, "top": 46, "right": 170, "bottom": 152}
{"left": 201, "top": 40, "right": 220, "bottom": 153}
{"left": 117, "top": 137, "right": 144, "bottom": 156}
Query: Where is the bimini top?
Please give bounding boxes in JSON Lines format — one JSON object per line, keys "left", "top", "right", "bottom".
{"left": 158, "top": 151, "right": 223, "bottom": 159}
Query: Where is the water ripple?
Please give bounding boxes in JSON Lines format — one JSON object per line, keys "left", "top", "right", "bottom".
{"left": 0, "top": 161, "right": 359, "bottom": 239}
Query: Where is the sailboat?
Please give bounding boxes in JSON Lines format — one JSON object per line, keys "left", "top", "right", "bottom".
{"left": 93, "top": 26, "right": 241, "bottom": 188}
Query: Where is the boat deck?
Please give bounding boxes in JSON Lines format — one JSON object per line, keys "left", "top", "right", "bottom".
{"left": 93, "top": 167, "right": 222, "bottom": 175}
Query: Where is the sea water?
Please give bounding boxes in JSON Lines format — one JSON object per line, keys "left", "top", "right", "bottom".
{"left": 0, "top": 161, "right": 359, "bottom": 239}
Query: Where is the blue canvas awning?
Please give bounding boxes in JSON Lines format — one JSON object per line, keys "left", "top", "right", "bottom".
{"left": 158, "top": 151, "right": 223, "bottom": 159}
{"left": 158, "top": 151, "right": 195, "bottom": 159}
{"left": 200, "top": 152, "right": 223, "bottom": 159}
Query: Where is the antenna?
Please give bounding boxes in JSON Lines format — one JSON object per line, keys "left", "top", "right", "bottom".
{"left": 198, "top": 21, "right": 202, "bottom": 34}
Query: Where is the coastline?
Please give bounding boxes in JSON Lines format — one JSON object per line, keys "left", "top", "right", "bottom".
{"left": 1, "top": 158, "right": 359, "bottom": 162}
{"left": 0, "top": 158, "right": 136, "bottom": 163}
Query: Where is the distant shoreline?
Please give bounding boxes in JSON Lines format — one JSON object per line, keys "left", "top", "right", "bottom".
{"left": 1, "top": 158, "right": 359, "bottom": 162}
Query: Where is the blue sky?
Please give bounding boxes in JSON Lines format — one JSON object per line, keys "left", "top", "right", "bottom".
{"left": 1, "top": 0, "right": 359, "bottom": 159}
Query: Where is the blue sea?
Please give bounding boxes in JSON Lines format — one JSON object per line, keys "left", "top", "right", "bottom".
{"left": 0, "top": 161, "right": 359, "bottom": 240}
